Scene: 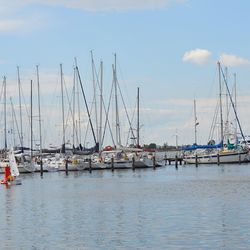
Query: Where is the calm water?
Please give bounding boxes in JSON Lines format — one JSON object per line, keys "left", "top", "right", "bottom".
{"left": 1, "top": 164, "right": 250, "bottom": 249}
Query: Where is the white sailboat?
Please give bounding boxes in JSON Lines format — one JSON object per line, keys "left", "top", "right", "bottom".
{"left": 183, "top": 62, "right": 249, "bottom": 164}
{"left": 8, "top": 149, "right": 22, "bottom": 185}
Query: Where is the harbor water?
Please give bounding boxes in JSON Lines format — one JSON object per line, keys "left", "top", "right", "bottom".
{"left": 1, "top": 164, "right": 250, "bottom": 249}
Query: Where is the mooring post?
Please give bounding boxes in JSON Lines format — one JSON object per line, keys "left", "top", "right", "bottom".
{"left": 65, "top": 156, "right": 68, "bottom": 175}
{"left": 164, "top": 153, "right": 167, "bottom": 166}
{"left": 132, "top": 156, "right": 135, "bottom": 170}
{"left": 239, "top": 153, "right": 241, "bottom": 164}
{"left": 111, "top": 156, "right": 114, "bottom": 171}
{"left": 195, "top": 154, "right": 198, "bottom": 167}
{"left": 175, "top": 155, "right": 178, "bottom": 169}
{"left": 217, "top": 153, "right": 220, "bottom": 166}
{"left": 89, "top": 158, "right": 92, "bottom": 173}
{"left": 40, "top": 157, "right": 43, "bottom": 177}
{"left": 153, "top": 155, "right": 156, "bottom": 169}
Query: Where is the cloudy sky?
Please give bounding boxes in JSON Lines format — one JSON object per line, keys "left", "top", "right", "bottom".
{"left": 0, "top": 0, "right": 250, "bottom": 148}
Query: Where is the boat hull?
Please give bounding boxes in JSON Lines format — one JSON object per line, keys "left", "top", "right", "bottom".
{"left": 183, "top": 151, "right": 249, "bottom": 164}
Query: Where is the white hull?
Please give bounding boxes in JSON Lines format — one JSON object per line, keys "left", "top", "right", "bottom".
{"left": 104, "top": 160, "right": 132, "bottom": 169}
{"left": 134, "top": 158, "right": 154, "bottom": 167}
{"left": 184, "top": 150, "right": 249, "bottom": 164}
{"left": 0, "top": 162, "right": 35, "bottom": 174}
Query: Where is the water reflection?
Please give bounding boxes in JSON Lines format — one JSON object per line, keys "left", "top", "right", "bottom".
{"left": 1, "top": 164, "right": 250, "bottom": 248}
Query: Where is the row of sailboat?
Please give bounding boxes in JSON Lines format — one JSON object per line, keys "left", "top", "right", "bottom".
{"left": 182, "top": 62, "right": 250, "bottom": 164}
{"left": 0, "top": 54, "right": 163, "bottom": 176}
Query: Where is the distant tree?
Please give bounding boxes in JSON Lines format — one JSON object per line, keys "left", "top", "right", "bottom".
{"left": 148, "top": 143, "right": 157, "bottom": 149}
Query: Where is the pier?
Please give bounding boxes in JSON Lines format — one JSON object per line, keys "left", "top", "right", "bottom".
{"left": 164, "top": 156, "right": 183, "bottom": 166}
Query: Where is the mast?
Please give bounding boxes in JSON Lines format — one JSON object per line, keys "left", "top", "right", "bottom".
{"left": 10, "top": 97, "right": 21, "bottom": 147}
{"left": 36, "top": 65, "right": 43, "bottom": 156}
{"left": 30, "top": 80, "right": 33, "bottom": 160}
{"left": 225, "top": 67, "right": 229, "bottom": 143}
{"left": 194, "top": 99, "right": 198, "bottom": 145}
{"left": 74, "top": 57, "right": 81, "bottom": 147}
{"left": 137, "top": 87, "right": 140, "bottom": 147}
{"left": 114, "top": 53, "right": 121, "bottom": 147}
{"left": 72, "top": 65, "right": 76, "bottom": 149}
{"left": 99, "top": 60, "right": 103, "bottom": 150}
{"left": 91, "top": 51, "right": 99, "bottom": 143}
{"left": 3, "top": 76, "right": 7, "bottom": 153}
{"left": 233, "top": 73, "right": 237, "bottom": 140}
{"left": 60, "top": 64, "right": 66, "bottom": 151}
{"left": 220, "top": 66, "right": 246, "bottom": 143}
{"left": 76, "top": 66, "right": 97, "bottom": 148}
{"left": 17, "top": 66, "right": 23, "bottom": 151}
{"left": 218, "top": 62, "right": 224, "bottom": 146}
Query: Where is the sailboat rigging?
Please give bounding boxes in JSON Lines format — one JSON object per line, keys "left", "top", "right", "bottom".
{"left": 183, "top": 62, "right": 249, "bottom": 164}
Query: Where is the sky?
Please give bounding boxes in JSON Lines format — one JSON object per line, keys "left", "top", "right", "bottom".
{"left": 1, "top": 0, "right": 250, "bottom": 149}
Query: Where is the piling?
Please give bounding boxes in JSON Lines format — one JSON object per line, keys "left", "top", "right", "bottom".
{"left": 217, "top": 153, "right": 220, "bottom": 166}
{"left": 40, "top": 159, "right": 43, "bottom": 177}
{"left": 65, "top": 157, "right": 68, "bottom": 175}
{"left": 164, "top": 153, "right": 167, "bottom": 166}
{"left": 88, "top": 158, "right": 92, "bottom": 173}
{"left": 239, "top": 153, "right": 241, "bottom": 164}
{"left": 195, "top": 154, "right": 198, "bottom": 167}
{"left": 153, "top": 155, "right": 156, "bottom": 169}
{"left": 111, "top": 157, "right": 114, "bottom": 171}
{"left": 175, "top": 155, "right": 178, "bottom": 169}
{"left": 132, "top": 157, "right": 135, "bottom": 170}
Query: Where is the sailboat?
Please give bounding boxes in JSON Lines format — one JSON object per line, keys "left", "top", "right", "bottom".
{"left": 0, "top": 77, "right": 35, "bottom": 174}
{"left": 8, "top": 149, "right": 22, "bottom": 185}
{"left": 128, "top": 87, "right": 161, "bottom": 168}
{"left": 183, "top": 62, "right": 249, "bottom": 164}
{"left": 0, "top": 148, "right": 22, "bottom": 185}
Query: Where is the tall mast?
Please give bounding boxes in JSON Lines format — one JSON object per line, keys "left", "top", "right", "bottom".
{"left": 76, "top": 66, "right": 97, "bottom": 147}
{"left": 114, "top": 53, "right": 121, "bottom": 147}
{"left": 30, "top": 80, "right": 33, "bottom": 160}
{"left": 137, "top": 87, "right": 140, "bottom": 147}
{"left": 194, "top": 99, "right": 198, "bottom": 145}
{"left": 225, "top": 67, "right": 229, "bottom": 143}
{"left": 60, "top": 64, "right": 66, "bottom": 150}
{"left": 91, "top": 51, "right": 99, "bottom": 143}
{"left": 3, "top": 76, "right": 7, "bottom": 153}
{"left": 17, "top": 66, "right": 23, "bottom": 151}
{"left": 233, "top": 73, "right": 237, "bottom": 139}
{"left": 220, "top": 67, "right": 245, "bottom": 143}
{"left": 36, "top": 65, "right": 42, "bottom": 156}
{"left": 218, "top": 62, "right": 224, "bottom": 145}
{"left": 72, "top": 66, "right": 76, "bottom": 148}
{"left": 10, "top": 97, "right": 20, "bottom": 147}
{"left": 74, "top": 57, "right": 81, "bottom": 146}
{"left": 99, "top": 60, "right": 103, "bottom": 150}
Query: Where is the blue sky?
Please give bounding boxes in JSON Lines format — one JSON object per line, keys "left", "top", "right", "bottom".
{"left": 1, "top": 0, "right": 250, "bottom": 148}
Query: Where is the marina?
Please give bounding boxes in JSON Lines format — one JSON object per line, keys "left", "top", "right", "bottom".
{"left": 1, "top": 1, "right": 250, "bottom": 249}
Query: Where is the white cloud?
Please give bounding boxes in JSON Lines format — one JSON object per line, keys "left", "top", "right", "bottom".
{"left": 182, "top": 48, "right": 211, "bottom": 65}
{"left": 219, "top": 53, "right": 250, "bottom": 67}
{"left": 0, "top": 0, "right": 182, "bottom": 12}
{"left": 0, "top": 0, "right": 183, "bottom": 32}
{"left": 0, "top": 0, "right": 186, "bottom": 14}
{"left": 37, "top": 0, "right": 177, "bottom": 11}
{"left": 0, "top": 19, "right": 25, "bottom": 31}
